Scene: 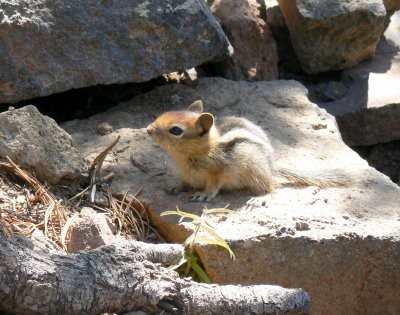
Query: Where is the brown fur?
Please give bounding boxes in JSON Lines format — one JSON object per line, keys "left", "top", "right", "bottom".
{"left": 147, "top": 100, "right": 275, "bottom": 201}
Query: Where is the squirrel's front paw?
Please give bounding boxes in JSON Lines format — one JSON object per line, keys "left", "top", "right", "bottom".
{"left": 190, "top": 191, "right": 214, "bottom": 202}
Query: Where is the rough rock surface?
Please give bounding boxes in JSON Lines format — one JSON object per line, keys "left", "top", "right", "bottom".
{"left": 277, "top": 0, "right": 386, "bottom": 74}
{"left": 265, "top": 0, "right": 284, "bottom": 28}
{"left": 383, "top": 0, "right": 400, "bottom": 12}
{"left": 0, "top": 0, "right": 232, "bottom": 104}
{"left": 313, "top": 14, "right": 400, "bottom": 146}
{"left": 0, "top": 105, "right": 87, "bottom": 184}
{"left": 62, "top": 77, "right": 400, "bottom": 314}
{"left": 205, "top": 0, "right": 278, "bottom": 80}
{"left": 0, "top": 230, "right": 311, "bottom": 315}
{"left": 383, "top": 0, "right": 400, "bottom": 28}
{"left": 384, "top": 0, "right": 400, "bottom": 13}
{"left": 337, "top": 102, "right": 400, "bottom": 146}
{"left": 67, "top": 207, "right": 117, "bottom": 253}
{"left": 265, "top": 1, "right": 303, "bottom": 76}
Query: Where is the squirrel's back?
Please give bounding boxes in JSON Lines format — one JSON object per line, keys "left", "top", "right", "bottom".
{"left": 217, "top": 116, "right": 275, "bottom": 193}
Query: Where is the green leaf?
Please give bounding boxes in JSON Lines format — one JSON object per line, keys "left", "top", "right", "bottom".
{"left": 200, "top": 224, "right": 228, "bottom": 243}
{"left": 190, "top": 260, "right": 211, "bottom": 283}
{"left": 161, "top": 209, "right": 201, "bottom": 222}
{"left": 161, "top": 205, "right": 237, "bottom": 281}
{"left": 195, "top": 236, "right": 236, "bottom": 260}
{"left": 203, "top": 208, "right": 237, "bottom": 215}
{"left": 183, "top": 234, "right": 196, "bottom": 248}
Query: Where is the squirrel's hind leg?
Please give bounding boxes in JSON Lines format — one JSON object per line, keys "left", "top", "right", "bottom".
{"left": 245, "top": 167, "right": 275, "bottom": 209}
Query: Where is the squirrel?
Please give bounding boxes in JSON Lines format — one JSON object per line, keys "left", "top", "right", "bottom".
{"left": 147, "top": 100, "right": 347, "bottom": 202}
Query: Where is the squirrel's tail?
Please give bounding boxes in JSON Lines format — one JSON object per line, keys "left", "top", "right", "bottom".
{"left": 276, "top": 169, "right": 352, "bottom": 189}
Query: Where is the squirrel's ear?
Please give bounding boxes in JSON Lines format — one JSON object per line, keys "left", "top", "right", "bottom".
{"left": 187, "top": 100, "right": 203, "bottom": 113}
{"left": 197, "top": 113, "right": 214, "bottom": 136}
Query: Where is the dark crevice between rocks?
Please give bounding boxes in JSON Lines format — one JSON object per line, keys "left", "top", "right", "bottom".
{"left": 0, "top": 76, "right": 171, "bottom": 124}
{"left": 352, "top": 141, "right": 400, "bottom": 185}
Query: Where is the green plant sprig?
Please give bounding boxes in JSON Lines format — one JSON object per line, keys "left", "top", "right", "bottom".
{"left": 161, "top": 206, "right": 237, "bottom": 282}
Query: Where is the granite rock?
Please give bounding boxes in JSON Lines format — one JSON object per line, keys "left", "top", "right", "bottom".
{"left": 0, "top": 0, "right": 232, "bottom": 104}
{"left": 0, "top": 105, "right": 87, "bottom": 183}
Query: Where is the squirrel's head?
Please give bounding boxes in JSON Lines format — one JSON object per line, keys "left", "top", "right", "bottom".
{"left": 147, "top": 100, "right": 216, "bottom": 154}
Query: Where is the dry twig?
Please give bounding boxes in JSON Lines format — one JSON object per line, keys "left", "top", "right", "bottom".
{"left": 107, "top": 189, "right": 163, "bottom": 242}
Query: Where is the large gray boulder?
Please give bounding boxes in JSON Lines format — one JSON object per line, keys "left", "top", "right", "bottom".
{"left": 0, "top": 0, "right": 232, "bottom": 104}
{"left": 277, "top": 0, "right": 386, "bottom": 74}
{"left": 62, "top": 77, "right": 400, "bottom": 314}
{"left": 0, "top": 106, "right": 87, "bottom": 184}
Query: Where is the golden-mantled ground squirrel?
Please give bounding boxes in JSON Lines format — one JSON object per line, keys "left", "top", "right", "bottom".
{"left": 147, "top": 100, "right": 276, "bottom": 202}
{"left": 147, "top": 100, "right": 346, "bottom": 202}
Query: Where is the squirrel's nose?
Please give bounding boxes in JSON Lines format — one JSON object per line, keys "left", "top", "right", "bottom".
{"left": 147, "top": 124, "right": 155, "bottom": 136}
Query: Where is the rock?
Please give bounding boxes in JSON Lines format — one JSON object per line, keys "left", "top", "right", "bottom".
{"left": 384, "top": 0, "right": 400, "bottom": 13}
{"left": 295, "top": 221, "right": 310, "bottom": 231}
{"left": 204, "top": 0, "right": 278, "bottom": 80}
{"left": 0, "top": 105, "right": 87, "bottom": 184}
{"left": 265, "top": 1, "right": 285, "bottom": 29}
{"left": 337, "top": 103, "right": 400, "bottom": 146}
{"left": 67, "top": 207, "right": 117, "bottom": 253}
{"left": 315, "top": 80, "right": 349, "bottom": 102}
{"left": 277, "top": 0, "right": 387, "bottom": 74}
{"left": 265, "top": 1, "right": 303, "bottom": 76}
{"left": 383, "top": 0, "right": 400, "bottom": 28}
{"left": 62, "top": 77, "right": 400, "bottom": 314}
{"left": 314, "top": 29, "right": 400, "bottom": 146}
{"left": 0, "top": 0, "right": 232, "bottom": 104}
{"left": 96, "top": 122, "right": 113, "bottom": 136}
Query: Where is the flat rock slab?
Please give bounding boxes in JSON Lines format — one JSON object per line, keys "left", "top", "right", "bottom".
{"left": 316, "top": 13, "right": 400, "bottom": 146}
{"left": 62, "top": 77, "right": 400, "bottom": 314}
{"left": 0, "top": 0, "right": 231, "bottom": 104}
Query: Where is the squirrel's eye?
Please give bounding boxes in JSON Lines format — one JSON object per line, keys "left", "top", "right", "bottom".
{"left": 169, "top": 126, "right": 183, "bottom": 136}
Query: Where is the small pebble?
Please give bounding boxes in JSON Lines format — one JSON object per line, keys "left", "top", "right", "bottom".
{"left": 96, "top": 122, "right": 113, "bottom": 135}
{"left": 276, "top": 227, "right": 296, "bottom": 236}
{"left": 295, "top": 221, "right": 310, "bottom": 231}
